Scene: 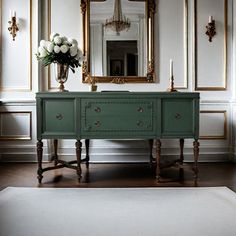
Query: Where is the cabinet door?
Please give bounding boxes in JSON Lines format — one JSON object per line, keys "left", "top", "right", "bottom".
{"left": 41, "top": 99, "right": 77, "bottom": 138}
{"left": 161, "top": 99, "right": 196, "bottom": 138}
{"left": 81, "top": 99, "right": 157, "bottom": 138}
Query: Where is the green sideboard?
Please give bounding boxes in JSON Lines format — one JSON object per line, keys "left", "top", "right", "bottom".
{"left": 36, "top": 92, "right": 200, "bottom": 183}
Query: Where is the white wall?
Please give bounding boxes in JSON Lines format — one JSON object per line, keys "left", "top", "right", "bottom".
{"left": 0, "top": 0, "right": 236, "bottom": 163}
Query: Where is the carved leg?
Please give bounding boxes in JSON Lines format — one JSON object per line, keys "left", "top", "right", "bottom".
{"left": 76, "top": 140, "right": 82, "bottom": 181}
{"left": 193, "top": 139, "right": 199, "bottom": 181}
{"left": 149, "top": 139, "right": 154, "bottom": 164}
{"left": 53, "top": 139, "right": 58, "bottom": 166}
{"left": 180, "top": 138, "right": 184, "bottom": 164}
{"left": 156, "top": 139, "right": 161, "bottom": 182}
{"left": 179, "top": 138, "right": 184, "bottom": 179}
{"left": 37, "top": 140, "right": 43, "bottom": 183}
{"left": 85, "top": 139, "right": 90, "bottom": 168}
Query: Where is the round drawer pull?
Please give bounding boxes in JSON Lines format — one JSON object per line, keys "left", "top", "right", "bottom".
{"left": 94, "top": 107, "right": 101, "bottom": 113}
{"left": 137, "top": 120, "right": 143, "bottom": 127}
{"left": 56, "top": 114, "right": 63, "bottom": 120}
{"left": 94, "top": 121, "right": 101, "bottom": 127}
{"left": 175, "top": 113, "right": 181, "bottom": 119}
{"left": 137, "top": 107, "right": 144, "bottom": 112}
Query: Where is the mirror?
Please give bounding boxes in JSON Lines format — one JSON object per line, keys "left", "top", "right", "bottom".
{"left": 81, "top": 0, "right": 156, "bottom": 84}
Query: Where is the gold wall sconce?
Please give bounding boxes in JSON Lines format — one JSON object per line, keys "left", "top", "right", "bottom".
{"left": 205, "top": 16, "right": 216, "bottom": 42}
{"left": 8, "top": 10, "right": 19, "bottom": 41}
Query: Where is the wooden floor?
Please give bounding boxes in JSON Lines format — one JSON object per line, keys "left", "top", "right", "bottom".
{"left": 1, "top": 162, "right": 236, "bottom": 192}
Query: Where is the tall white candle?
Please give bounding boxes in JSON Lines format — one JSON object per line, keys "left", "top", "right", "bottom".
{"left": 148, "top": 18, "right": 151, "bottom": 61}
{"left": 13, "top": 10, "right": 16, "bottom": 17}
{"left": 170, "top": 59, "right": 173, "bottom": 78}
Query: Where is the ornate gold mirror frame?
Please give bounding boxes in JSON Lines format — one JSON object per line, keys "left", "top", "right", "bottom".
{"left": 80, "top": 0, "right": 156, "bottom": 84}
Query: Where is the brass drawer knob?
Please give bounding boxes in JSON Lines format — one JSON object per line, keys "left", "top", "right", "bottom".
{"left": 56, "top": 114, "right": 63, "bottom": 120}
{"left": 94, "top": 107, "right": 101, "bottom": 113}
{"left": 175, "top": 113, "right": 181, "bottom": 119}
{"left": 94, "top": 121, "right": 101, "bottom": 127}
{"left": 137, "top": 107, "right": 144, "bottom": 112}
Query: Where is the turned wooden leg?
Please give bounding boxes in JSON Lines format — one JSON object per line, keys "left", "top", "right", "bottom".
{"left": 37, "top": 140, "right": 43, "bottom": 183}
{"left": 180, "top": 138, "right": 184, "bottom": 164}
{"left": 193, "top": 139, "right": 199, "bottom": 181}
{"left": 156, "top": 139, "right": 161, "bottom": 182}
{"left": 75, "top": 140, "right": 82, "bottom": 181}
{"left": 85, "top": 139, "right": 90, "bottom": 168}
{"left": 149, "top": 139, "right": 154, "bottom": 164}
{"left": 53, "top": 139, "right": 58, "bottom": 166}
{"left": 179, "top": 138, "right": 184, "bottom": 179}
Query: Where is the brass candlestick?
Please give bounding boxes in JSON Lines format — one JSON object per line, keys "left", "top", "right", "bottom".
{"left": 167, "top": 75, "right": 177, "bottom": 92}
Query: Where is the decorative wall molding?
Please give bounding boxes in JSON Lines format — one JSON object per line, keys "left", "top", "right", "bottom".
{"left": 194, "top": 0, "right": 227, "bottom": 91}
{"left": 176, "top": 0, "right": 188, "bottom": 89}
{"left": 199, "top": 110, "right": 227, "bottom": 139}
{"left": 0, "top": 111, "right": 32, "bottom": 140}
{"left": 0, "top": 0, "right": 32, "bottom": 92}
{"left": 158, "top": 0, "right": 188, "bottom": 89}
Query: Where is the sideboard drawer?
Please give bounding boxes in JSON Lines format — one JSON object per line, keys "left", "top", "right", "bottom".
{"left": 41, "top": 99, "right": 77, "bottom": 137}
{"left": 81, "top": 99, "right": 157, "bottom": 138}
{"left": 161, "top": 99, "right": 196, "bottom": 137}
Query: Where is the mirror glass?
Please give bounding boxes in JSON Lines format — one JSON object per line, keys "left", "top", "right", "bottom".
{"left": 81, "top": 0, "right": 155, "bottom": 83}
{"left": 90, "top": 0, "right": 146, "bottom": 77}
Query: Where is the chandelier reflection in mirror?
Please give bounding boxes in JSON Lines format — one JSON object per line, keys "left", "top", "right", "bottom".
{"left": 104, "top": 0, "right": 131, "bottom": 35}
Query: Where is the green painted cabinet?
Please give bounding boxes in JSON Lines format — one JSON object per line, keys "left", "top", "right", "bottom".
{"left": 37, "top": 92, "right": 199, "bottom": 140}
{"left": 36, "top": 91, "right": 200, "bottom": 183}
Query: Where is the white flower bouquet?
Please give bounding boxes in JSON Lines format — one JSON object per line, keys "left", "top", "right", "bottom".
{"left": 36, "top": 32, "right": 83, "bottom": 73}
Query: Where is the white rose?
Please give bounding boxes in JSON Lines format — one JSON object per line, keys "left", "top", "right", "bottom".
{"left": 68, "top": 38, "right": 78, "bottom": 46}
{"left": 47, "top": 42, "right": 54, "bottom": 53}
{"left": 54, "top": 36, "right": 62, "bottom": 45}
{"left": 72, "top": 39, "right": 78, "bottom": 46}
{"left": 40, "top": 40, "right": 47, "bottom": 47}
{"left": 70, "top": 46, "right": 77, "bottom": 57}
{"left": 68, "top": 38, "right": 73, "bottom": 44}
{"left": 50, "top": 32, "right": 59, "bottom": 41}
{"left": 63, "top": 41, "right": 70, "bottom": 46}
{"left": 54, "top": 45, "right": 61, "bottom": 53}
{"left": 60, "top": 45, "right": 68, "bottom": 53}
{"left": 38, "top": 47, "right": 47, "bottom": 57}
{"left": 76, "top": 47, "right": 83, "bottom": 59}
{"left": 61, "top": 36, "right": 68, "bottom": 42}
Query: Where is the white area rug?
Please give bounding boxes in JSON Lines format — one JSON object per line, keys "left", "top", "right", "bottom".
{"left": 0, "top": 187, "right": 236, "bottom": 236}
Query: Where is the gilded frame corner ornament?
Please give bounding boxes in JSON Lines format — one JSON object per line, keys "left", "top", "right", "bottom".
{"left": 81, "top": 0, "right": 156, "bottom": 84}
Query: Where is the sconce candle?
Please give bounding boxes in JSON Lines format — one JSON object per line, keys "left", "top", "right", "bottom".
{"left": 209, "top": 15, "right": 213, "bottom": 23}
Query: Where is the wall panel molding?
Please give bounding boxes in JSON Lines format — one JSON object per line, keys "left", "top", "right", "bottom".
{"left": 158, "top": 0, "right": 188, "bottom": 89}
{"left": 0, "top": 111, "right": 32, "bottom": 140}
{"left": 194, "top": 0, "right": 227, "bottom": 91}
{"left": 200, "top": 110, "right": 227, "bottom": 139}
{"left": 0, "top": 0, "right": 32, "bottom": 91}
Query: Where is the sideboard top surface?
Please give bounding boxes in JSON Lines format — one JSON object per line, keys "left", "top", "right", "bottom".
{"left": 36, "top": 91, "right": 200, "bottom": 99}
